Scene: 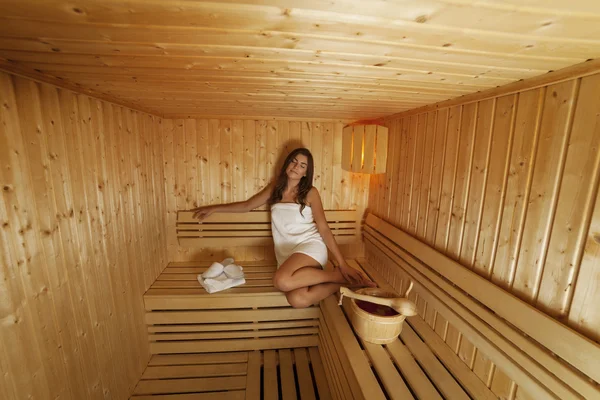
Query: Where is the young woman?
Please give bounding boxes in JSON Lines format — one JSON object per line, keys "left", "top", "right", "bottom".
{"left": 191, "top": 148, "right": 376, "bottom": 308}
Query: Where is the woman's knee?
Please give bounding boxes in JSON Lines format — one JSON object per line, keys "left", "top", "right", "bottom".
{"left": 273, "top": 270, "right": 294, "bottom": 292}
{"left": 285, "top": 291, "right": 312, "bottom": 309}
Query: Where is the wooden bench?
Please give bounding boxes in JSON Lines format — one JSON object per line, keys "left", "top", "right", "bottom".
{"left": 144, "top": 260, "right": 320, "bottom": 354}
{"left": 348, "top": 213, "right": 600, "bottom": 400}
{"left": 139, "top": 210, "right": 600, "bottom": 399}
{"left": 176, "top": 209, "right": 360, "bottom": 247}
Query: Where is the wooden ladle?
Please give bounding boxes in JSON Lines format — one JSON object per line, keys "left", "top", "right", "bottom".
{"left": 339, "top": 282, "right": 417, "bottom": 317}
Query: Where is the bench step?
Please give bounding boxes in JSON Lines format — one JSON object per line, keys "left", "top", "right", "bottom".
{"left": 130, "top": 348, "right": 331, "bottom": 400}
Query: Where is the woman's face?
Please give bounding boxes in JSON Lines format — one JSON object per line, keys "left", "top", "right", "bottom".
{"left": 286, "top": 153, "right": 308, "bottom": 180}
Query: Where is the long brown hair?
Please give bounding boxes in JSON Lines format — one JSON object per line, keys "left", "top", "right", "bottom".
{"left": 269, "top": 148, "right": 314, "bottom": 214}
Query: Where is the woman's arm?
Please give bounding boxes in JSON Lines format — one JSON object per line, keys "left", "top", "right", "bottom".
{"left": 192, "top": 182, "right": 273, "bottom": 220}
{"left": 308, "top": 188, "right": 374, "bottom": 285}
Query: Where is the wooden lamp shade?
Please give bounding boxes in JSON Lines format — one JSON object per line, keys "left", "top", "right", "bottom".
{"left": 341, "top": 124, "right": 389, "bottom": 174}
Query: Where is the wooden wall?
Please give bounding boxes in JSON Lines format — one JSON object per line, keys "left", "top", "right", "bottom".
{"left": 368, "top": 70, "right": 600, "bottom": 343}
{"left": 0, "top": 71, "right": 167, "bottom": 399}
{"left": 163, "top": 119, "right": 370, "bottom": 262}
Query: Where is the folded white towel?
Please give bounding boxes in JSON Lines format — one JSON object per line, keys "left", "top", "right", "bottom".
{"left": 202, "top": 258, "right": 236, "bottom": 279}
{"left": 224, "top": 264, "right": 244, "bottom": 279}
{"left": 197, "top": 273, "right": 246, "bottom": 294}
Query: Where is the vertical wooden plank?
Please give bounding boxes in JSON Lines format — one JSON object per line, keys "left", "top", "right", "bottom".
{"left": 409, "top": 113, "right": 427, "bottom": 234}
{"left": 257, "top": 120, "right": 268, "bottom": 199}
{"left": 244, "top": 120, "right": 256, "bottom": 201}
{"left": 339, "top": 124, "right": 352, "bottom": 210}
{"left": 491, "top": 89, "right": 544, "bottom": 289}
{"left": 341, "top": 125, "right": 352, "bottom": 172}
{"left": 490, "top": 368, "right": 517, "bottom": 400}
{"left": 0, "top": 73, "right": 55, "bottom": 400}
{"left": 569, "top": 181, "right": 600, "bottom": 342}
{"left": 308, "top": 347, "right": 332, "bottom": 400}
{"left": 435, "top": 105, "right": 462, "bottom": 252}
{"left": 102, "top": 102, "right": 141, "bottom": 391}
{"left": 311, "top": 122, "right": 323, "bottom": 193}
{"left": 380, "top": 123, "right": 395, "bottom": 219}
{"left": 417, "top": 111, "right": 437, "bottom": 239}
{"left": 220, "top": 119, "right": 233, "bottom": 204}
{"left": 460, "top": 99, "right": 495, "bottom": 268}
{"left": 388, "top": 119, "right": 402, "bottom": 224}
{"left": 232, "top": 120, "right": 245, "bottom": 203}
{"left": 473, "top": 94, "right": 517, "bottom": 277}
{"left": 402, "top": 115, "right": 417, "bottom": 230}
{"left": 351, "top": 125, "right": 364, "bottom": 173}
{"left": 447, "top": 102, "right": 477, "bottom": 260}
{"left": 513, "top": 79, "right": 578, "bottom": 303}
{"left": 279, "top": 349, "right": 297, "bottom": 400}
{"left": 332, "top": 123, "right": 343, "bottom": 209}
{"left": 363, "top": 125, "right": 376, "bottom": 174}
{"left": 185, "top": 119, "right": 198, "bottom": 208}
{"left": 294, "top": 348, "right": 316, "bottom": 400}
{"left": 246, "top": 351, "right": 262, "bottom": 400}
{"left": 264, "top": 349, "right": 279, "bottom": 400}
{"left": 425, "top": 109, "right": 449, "bottom": 245}
{"left": 322, "top": 123, "right": 334, "bottom": 210}
{"left": 375, "top": 125, "right": 388, "bottom": 174}
{"left": 394, "top": 118, "right": 410, "bottom": 226}
{"left": 162, "top": 119, "right": 177, "bottom": 260}
{"left": 538, "top": 74, "right": 600, "bottom": 317}
{"left": 457, "top": 336, "right": 477, "bottom": 369}
{"left": 197, "top": 119, "right": 210, "bottom": 207}
{"left": 472, "top": 350, "right": 494, "bottom": 387}
{"left": 267, "top": 120, "right": 278, "bottom": 180}
{"left": 209, "top": 119, "right": 221, "bottom": 204}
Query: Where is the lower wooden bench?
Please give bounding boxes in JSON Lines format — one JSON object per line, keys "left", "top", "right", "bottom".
{"left": 319, "top": 258, "right": 498, "bottom": 400}
{"left": 130, "top": 348, "right": 332, "bottom": 400}
{"left": 144, "top": 260, "right": 319, "bottom": 354}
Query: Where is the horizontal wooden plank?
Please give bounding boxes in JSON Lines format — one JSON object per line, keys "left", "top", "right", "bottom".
{"left": 145, "top": 308, "right": 319, "bottom": 324}
{"left": 142, "top": 363, "right": 247, "bottom": 379}
{"left": 148, "top": 353, "right": 248, "bottom": 366}
{"left": 150, "top": 335, "right": 319, "bottom": 354}
{"left": 149, "top": 327, "right": 318, "bottom": 341}
{"left": 167, "top": 261, "right": 276, "bottom": 267}
{"left": 151, "top": 279, "right": 273, "bottom": 288}
{"left": 148, "top": 320, "right": 319, "bottom": 333}
{"left": 133, "top": 376, "right": 246, "bottom": 395}
{"left": 365, "top": 213, "right": 600, "bottom": 385}
{"left": 131, "top": 391, "right": 245, "bottom": 400}
{"left": 177, "top": 210, "right": 357, "bottom": 223}
{"left": 156, "top": 272, "right": 274, "bottom": 281}
{"left": 144, "top": 287, "right": 281, "bottom": 296}
{"left": 163, "top": 266, "right": 276, "bottom": 274}
{"left": 144, "top": 293, "right": 289, "bottom": 310}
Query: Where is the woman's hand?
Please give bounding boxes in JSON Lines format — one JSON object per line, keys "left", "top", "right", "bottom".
{"left": 191, "top": 205, "right": 215, "bottom": 221}
{"left": 338, "top": 263, "right": 377, "bottom": 287}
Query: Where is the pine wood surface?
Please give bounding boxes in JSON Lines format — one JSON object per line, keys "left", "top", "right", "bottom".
{"left": 0, "top": 71, "right": 167, "bottom": 399}
{"left": 369, "top": 71, "right": 600, "bottom": 347}
{"left": 2, "top": 1, "right": 600, "bottom": 119}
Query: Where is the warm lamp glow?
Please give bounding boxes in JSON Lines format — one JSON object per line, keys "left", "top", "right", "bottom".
{"left": 341, "top": 124, "right": 388, "bottom": 174}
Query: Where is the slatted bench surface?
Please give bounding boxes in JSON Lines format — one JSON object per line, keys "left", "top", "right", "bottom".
{"left": 177, "top": 209, "right": 359, "bottom": 247}
{"left": 144, "top": 260, "right": 320, "bottom": 354}
{"left": 130, "top": 348, "right": 331, "bottom": 400}
{"left": 319, "top": 259, "right": 497, "bottom": 400}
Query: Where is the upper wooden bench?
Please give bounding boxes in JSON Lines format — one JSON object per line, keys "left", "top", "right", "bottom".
{"left": 324, "top": 212, "right": 600, "bottom": 400}
{"left": 176, "top": 209, "right": 359, "bottom": 247}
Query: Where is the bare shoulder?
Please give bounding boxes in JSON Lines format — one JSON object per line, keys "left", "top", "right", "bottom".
{"left": 307, "top": 186, "right": 321, "bottom": 204}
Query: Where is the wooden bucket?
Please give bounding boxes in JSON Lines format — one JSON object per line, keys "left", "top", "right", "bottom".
{"left": 347, "top": 288, "right": 408, "bottom": 344}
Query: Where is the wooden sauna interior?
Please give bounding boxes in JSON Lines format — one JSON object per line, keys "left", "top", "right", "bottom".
{"left": 1, "top": 1, "right": 600, "bottom": 399}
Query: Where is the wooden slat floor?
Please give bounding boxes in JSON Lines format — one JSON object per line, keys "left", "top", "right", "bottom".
{"left": 130, "top": 348, "right": 332, "bottom": 400}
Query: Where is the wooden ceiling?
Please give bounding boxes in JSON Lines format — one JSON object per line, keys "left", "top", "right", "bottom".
{"left": 0, "top": 0, "right": 599, "bottom": 120}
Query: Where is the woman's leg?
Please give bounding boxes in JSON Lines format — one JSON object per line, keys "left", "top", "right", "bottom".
{"left": 285, "top": 282, "right": 341, "bottom": 308}
{"left": 273, "top": 253, "right": 344, "bottom": 292}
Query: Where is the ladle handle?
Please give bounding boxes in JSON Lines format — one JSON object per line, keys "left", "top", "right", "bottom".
{"left": 339, "top": 287, "right": 394, "bottom": 308}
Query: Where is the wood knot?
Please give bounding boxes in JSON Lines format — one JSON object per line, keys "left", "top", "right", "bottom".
{"left": 415, "top": 15, "right": 428, "bottom": 23}
{"left": 593, "top": 233, "right": 600, "bottom": 245}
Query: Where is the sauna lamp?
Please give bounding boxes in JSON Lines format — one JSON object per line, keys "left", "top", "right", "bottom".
{"left": 341, "top": 124, "right": 388, "bottom": 174}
